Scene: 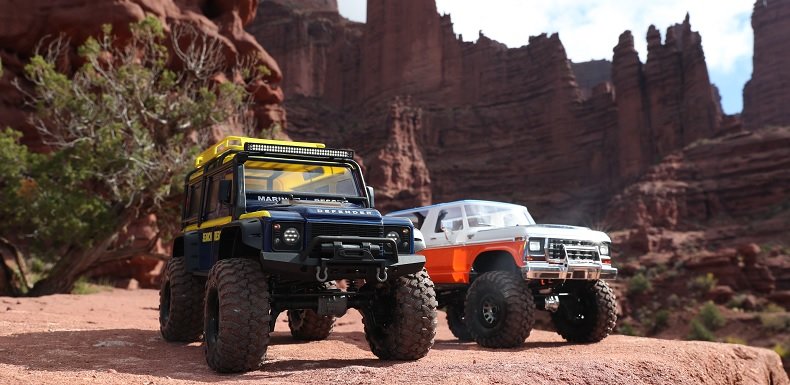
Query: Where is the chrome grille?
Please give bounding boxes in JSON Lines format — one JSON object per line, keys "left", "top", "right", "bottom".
{"left": 547, "top": 239, "right": 599, "bottom": 261}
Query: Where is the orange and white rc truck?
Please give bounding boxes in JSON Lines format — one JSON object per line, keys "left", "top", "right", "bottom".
{"left": 388, "top": 200, "right": 617, "bottom": 348}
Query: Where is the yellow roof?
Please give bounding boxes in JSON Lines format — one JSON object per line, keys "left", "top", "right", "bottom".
{"left": 194, "top": 136, "right": 326, "bottom": 169}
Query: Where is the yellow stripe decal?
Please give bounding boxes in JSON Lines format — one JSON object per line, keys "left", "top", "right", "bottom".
{"left": 183, "top": 216, "right": 232, "bottom": 232}
{"left": 239, "top": 210, "right": 271, "bottom": 219}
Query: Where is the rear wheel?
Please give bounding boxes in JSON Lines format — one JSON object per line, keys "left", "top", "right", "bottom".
{"left": 288, "top": 309, "right": 335, "bottom": 341}
{"left": 464, "top": 271, "right": 535, "bottom": 348}
{"left": 287, "top": 281, "right": 338, "bottom": 341}
{"left": 551, "top": 280, "right": 617, "bottom": 343}
{"left": 362, "top": 269, "right": 438, "bottom": 360}
{"left": 204, "top": 258, "right": 271, "bottom": 373}
{"left": 445, "top": 304, "right": 474, "bottom": 342}
{"left": 159, "top": 258, "right": 204, "bottom": 342}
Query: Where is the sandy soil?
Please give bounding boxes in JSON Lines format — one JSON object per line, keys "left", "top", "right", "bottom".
{"left": 0, "top": 289, "right": 787, "bottom": 385}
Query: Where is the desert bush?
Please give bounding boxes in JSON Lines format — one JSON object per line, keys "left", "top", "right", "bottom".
{"left": 628, "top": 273, "right": 652, "bottom": 296}
{"left": 650, "top": 309, "right": 671, "bottom": 334}
{"left": 775, "top": 344, "right": 789, "bottom": 359}
{"left": 697, "top": 301, "right": 726, "bottom": 330}
{"left": 687, "top": 319, "right": 716, "bottom": 341}
{"left": 724, "top": 336, "right": 747, "bottom": 345}
{"left": 763, "top": 302, "right": 786, "bottom": 313}
{"left": 617, "top": 321, "right": 639, "bottom": 336}
{"left": 689, "top": 273, "right": 717, "bottom": 294}
{"left": 0, "top": 17, "right": 269, "bottom": 295}
{"left": 759, "top": 312, "right": 790, "bottom": 332}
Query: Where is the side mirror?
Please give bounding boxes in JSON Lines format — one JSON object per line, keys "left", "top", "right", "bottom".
{"left": 218, "top": 180, "right": 232, "bottom": 205}
{"left": 366, "top": 186, "right": 375, "bottom": 208}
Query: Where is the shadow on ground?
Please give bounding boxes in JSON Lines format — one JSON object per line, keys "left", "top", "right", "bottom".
{"left": 0, "top": 328, "right": 400, "bottom": 382}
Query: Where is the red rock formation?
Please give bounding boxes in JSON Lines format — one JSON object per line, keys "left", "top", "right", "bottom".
{"left": 743, "top": 0, "right": 790, "bottom": 129}
{"left": 0, "top": 0, "right": 286, "bottom": 150}
{"left": 605, "top": 126, "right": 790, "bottom": 231}
{"left": 251, "top": 0, "right": 723, "bottom": 221}
{"left": 364, "top": 97, "right": 431, "bottom": 213}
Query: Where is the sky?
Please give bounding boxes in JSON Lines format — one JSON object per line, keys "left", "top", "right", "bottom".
{"left": 337, "top": 0, "right": 754, "bottom": 114}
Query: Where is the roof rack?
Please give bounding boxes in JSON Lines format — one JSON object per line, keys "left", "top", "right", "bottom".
{"left": 194, "top": 136, "right": 326, "bottom": 168}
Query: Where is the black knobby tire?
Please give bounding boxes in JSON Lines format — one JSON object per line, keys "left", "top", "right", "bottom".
{"left": 287, "top": 281, "right": 338, "bottom": 341}
{"left": 551, "top": 279, "right": 617, "bottom": 343}
{"left": 464, "top": 271, "right": 535, "bottom": 348}
{"left": 446, "top": 304, "right": 474, "bottom": 342}
{"left": 204, "top": 258, "right": 271, "bottom": 373}
{"left": 362, "top": 269, "right": 438, "bottom": 360}
{"left": 159, "top": 257, "right": 205, "bottom": 342}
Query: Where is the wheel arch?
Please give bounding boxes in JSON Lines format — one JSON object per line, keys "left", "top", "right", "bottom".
{"left": 172, "top": 236, "right": 185, "bottom": 259}
{"left": 218, "top": 225, "right": 261, "bottom": 260}
{"left": 471, "top": 250, "right": 520, "bottom": 275}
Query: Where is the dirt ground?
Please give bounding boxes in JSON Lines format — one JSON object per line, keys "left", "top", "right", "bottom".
{"left": 0, "top": 289, "right": 787, "bottom": 385}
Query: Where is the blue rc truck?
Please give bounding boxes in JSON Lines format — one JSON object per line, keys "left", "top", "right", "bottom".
{"left": 158, "top": 136, "right": 437, "bottom": 372}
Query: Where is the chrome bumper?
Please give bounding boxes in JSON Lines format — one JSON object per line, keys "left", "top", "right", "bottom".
{"left": 521, "top": 261, "right": 617, "bottom": 280}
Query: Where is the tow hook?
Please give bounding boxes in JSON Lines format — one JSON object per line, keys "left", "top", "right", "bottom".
{"left": 376, "top": 267, "right": 388, "bottom": 282}
{"left": 544, "top": 295, "right": 560, "bottom": 312}
{"left": 315, "top": 266, "right": 329, "bottom": 282}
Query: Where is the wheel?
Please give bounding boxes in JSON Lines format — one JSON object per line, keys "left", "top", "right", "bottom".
{"left": 362, "top": 269, "right": 438, "bottom": 360}
{"left": 288, "top": 281, "right": 337, "bottom": 341}
{"left": 551, "top": 279, "right": 617, "bottom": 343}
{"left": 445, "top": 304, "right": 474, "bottom": 342}
{"left": 204, "top": 258, "right": 271, "bottom": 373}
{"left": 159, "top": 257, "right": 204, "bottom": 342}
{"left": 464, "top": 271, "right": 535, "bottom": 348}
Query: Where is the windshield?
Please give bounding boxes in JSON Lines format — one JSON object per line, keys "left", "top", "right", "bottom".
{"left": 244, "top": 160, "right": 362, "bottom": 205}
{"left": 464, "top": 204, "right": 536, "bottom": 228}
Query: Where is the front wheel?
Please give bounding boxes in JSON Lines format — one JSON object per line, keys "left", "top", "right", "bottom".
{"left": 464, "top": 271, "right": 535, "bottom": 348}
{"left": 551, "top": 280, "right": 617, "bottom": 343}
{"left": 362, "top": 269, "right": 438, "bottom": 360}
{"left": 204, "top": 258, "right": 271, "bottom": 373}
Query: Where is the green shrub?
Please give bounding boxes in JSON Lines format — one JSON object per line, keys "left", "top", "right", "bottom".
{"left": 763, "top": 302, "right": 786, "bottom": 313}
{"left": 689, "top": 273, "right": 717, "bottom": 294}
{"left": 628, "top": 273, "right": 652, "bottom": 296}
{"left": 774, "top": 343, "right": 790, "bottom": 359}
{"left": 651, "top": 309, "right": 670, "bottom": 333}
{"left": 617, "top": 321, "right": 639, "bottom": 336}
{"left": 759, "top": 312, "right": 790, "bottom": 332}
{"left": 687, "top": 319, "right": 716, "bottom": 341}
{"left": 724, "top": 336, "right": 747, "bottom": 345}
{"left": 71, "top": 277, "right": 112, "bottom": 295}
{"left": 698, "top": 301, "right": 726, "bottom": 330}
{"left": 727, "top": 293, "right": 749, "bottom": 310}
{"left": 775, "top": 344, "right": 789, "bottom": 359}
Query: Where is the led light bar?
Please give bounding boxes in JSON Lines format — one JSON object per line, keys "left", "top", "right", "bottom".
{"left": 244, "top": 143, "right": 353, "bottom": 158}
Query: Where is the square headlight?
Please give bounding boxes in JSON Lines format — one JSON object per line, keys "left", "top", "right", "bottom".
{"left": 599, "top": 245, "right": 609, "bottom": 256}
{"left": 529, "top": 241, "right": 542, "bottom": 252}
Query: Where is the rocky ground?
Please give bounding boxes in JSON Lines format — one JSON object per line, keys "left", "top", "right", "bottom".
{"left": 0, "top": 289, "right": 787, "bottom": 385}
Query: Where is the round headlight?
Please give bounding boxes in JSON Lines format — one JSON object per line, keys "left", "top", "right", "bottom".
{"left": 283, "top": 227, "right": 300, "bottom": 245}
{"left": 386, "top": 231, "right": 400, "bottom": 242}
{"left": 599, "top": 245, "right": 609, "bottom": 256}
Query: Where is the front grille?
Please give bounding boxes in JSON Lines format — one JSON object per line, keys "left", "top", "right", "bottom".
{"left": 308, "top": 223, "right": 383, "bottom": 238}
{"left": 306, "top": 223, "right": 391, "bottom": 259}
{"left": 547, "top": 239, "right": 599, "bottom": 261}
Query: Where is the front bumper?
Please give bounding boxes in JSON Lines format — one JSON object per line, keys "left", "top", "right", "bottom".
{"left": 522, "top": 261, "right": 617, "bottom": 281}
{"left": 260, "top": 235, "right": 425, "bottom": 282}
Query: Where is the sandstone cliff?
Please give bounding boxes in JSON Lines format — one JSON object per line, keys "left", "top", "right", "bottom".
{"left": 251, "top": 0, "right": 724, "bottom": 224}
{"left": 743, "top": 0, "right": 790, "bottom": 129}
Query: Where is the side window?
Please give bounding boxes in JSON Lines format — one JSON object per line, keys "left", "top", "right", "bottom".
{"left": 185, "top": 181, "right": 202, "bottom": 220}
{"left": 434, "top": 207, "right": 463, "bottom": 233}
{"left": 205, "top": 170, "right": 233, "bottom": 220}
{"left": 393, "top": 211, "right": 428, "bottom": 230}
